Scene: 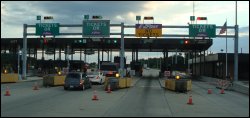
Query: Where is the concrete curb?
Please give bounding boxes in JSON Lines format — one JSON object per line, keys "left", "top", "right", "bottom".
{"left": 18, "top": 77, "right": 43, "bottom": 82}
{"left": 233, "top": 82, "right": 249, "bottom": 95}
{"left": 200, "top": 76, "right": 249, "bottom": 95}
{"left": 131, "top": 76, "right": 141, "bottom": 87}
{"left": 158, "top": 77, "right": 166, "bottom": 88}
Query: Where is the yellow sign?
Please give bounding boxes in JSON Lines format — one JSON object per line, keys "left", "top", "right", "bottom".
{"left": 144, "top": 16, "right": 154, "bottom": 20}
{"left": 135, "top": 24, "right": 162, "bottom": 37}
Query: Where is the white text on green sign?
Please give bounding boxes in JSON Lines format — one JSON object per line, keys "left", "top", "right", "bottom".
{"left": 83, "top": 20, "right": 110, "bottom": 37}
{"left": 36, "top": 23, "right": 59, "bottom": 36}
{"left": 189, "top": 24, "right": 216, "bottom": 37}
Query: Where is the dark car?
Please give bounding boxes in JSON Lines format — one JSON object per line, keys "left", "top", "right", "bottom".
{"left": 64, "top": 72, "right": 92, "bottom": 90}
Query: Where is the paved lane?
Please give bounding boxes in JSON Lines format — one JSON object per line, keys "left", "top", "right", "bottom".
{"left": 1, "top": 80, "right": 128, "bottom": 117}
{"left": 104, "top": 77, "right": 173, "bottom": 117}
{"left": 1, "top": 77, "right": 248, "bottom": 117}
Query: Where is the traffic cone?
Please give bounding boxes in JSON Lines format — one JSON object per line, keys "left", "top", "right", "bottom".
{"left": 92, "top": 90, "right": 98, "bottom": 100}
{"left": 187, "top": 96, "right": 193, "bottom": 105}
{"left": 33, "top": 82, "right": 39, "bottom": 90}
{"left": 208, "top": 89, "right": 212, "bottom": 94}
{"left": 220, "top": 88, "right": 225, "bottom": 94}
{"left": 106, "top": 84, "right": 112, "bottom": 93}
{"left": 4, "top": 86, "right": 11, "bottom": 96}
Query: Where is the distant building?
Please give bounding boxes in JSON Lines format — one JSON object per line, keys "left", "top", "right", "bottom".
{"left": 188, "top": 53, "right": 249, "bottom": 81}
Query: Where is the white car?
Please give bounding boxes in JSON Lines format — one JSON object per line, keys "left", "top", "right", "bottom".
{"left": 87, "top": 72, "right": 105, "bottom": 84}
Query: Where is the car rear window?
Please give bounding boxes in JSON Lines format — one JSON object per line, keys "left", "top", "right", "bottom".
{"left": 66, "top": 73, "right": 80, "bottom": 79}
{"left": 100, "top": 65, "right": 117, "bottom": 71}
{"left": 87, "top": 72, "right": 98, "bottom": 75}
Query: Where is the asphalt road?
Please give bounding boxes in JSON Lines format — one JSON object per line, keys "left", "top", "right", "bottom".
{"left": 1, "top": 79, "right": 128, "bottom": 117}
{"left": 1, "top": 77, "right": 249, "bottom": 117}
{"left": 103, "top": 77, "right": 172, "bottom": 117}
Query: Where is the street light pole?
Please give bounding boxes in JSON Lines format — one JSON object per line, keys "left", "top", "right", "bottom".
{"left": 120, "top": 22, "right": 125, "bottom": 78}
{"left": 175, "top": 49, "right": 177, "bottom": 64}
{"left": 18, "top": 45, "right": 21, "bottom": 80}
{"left": 67, "top": 45, "right": 70, "bottom": 73}
{"left": 225, "top": 19, "right": 228, "bottom": 80}
{"left": 22, "top": 24, "right": 27, "bottom": 80}
{"left": 234, "top": 1, "right": 239, "bottom": 81}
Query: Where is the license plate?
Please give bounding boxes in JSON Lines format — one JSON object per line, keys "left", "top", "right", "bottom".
{"left": 70, "top": 85, "right": 74, "bottom": 88}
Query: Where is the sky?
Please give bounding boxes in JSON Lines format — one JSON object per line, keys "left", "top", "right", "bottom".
{"left": 1, "top": 1, "right": 249, "bottom": 64}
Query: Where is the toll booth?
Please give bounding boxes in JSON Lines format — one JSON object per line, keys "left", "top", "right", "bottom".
{"left": 114, "top": 56, "right": 126, "bottom": 68}
{"left": 130, "top": 61, "right": 142, "bottom": 76}
{"left": 35, "top": 60, "right": 85, "bottom": 76}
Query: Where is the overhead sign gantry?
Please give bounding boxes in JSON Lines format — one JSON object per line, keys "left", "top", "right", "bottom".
{"left": 19, "top": 15, "right": 237, "bottom": 80}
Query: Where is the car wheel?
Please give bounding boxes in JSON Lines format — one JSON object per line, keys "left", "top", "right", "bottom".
{"left": 89, "top": 83, "right": 92, "bottom": 88}
{"left": 100, "top": 80, "right": 102, "bottom": 85}
{"left": 64, "top": 86, "right": 68, "bottom": 90}
{"left": 101, "top": 78, "right": 105, "bottom": 85}
{"left": 82, "top": 85, "right": 85, "bottom": 90}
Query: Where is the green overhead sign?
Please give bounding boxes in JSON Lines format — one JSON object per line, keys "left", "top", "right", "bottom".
{"left": 36, "top": 23, "right": 59, "bottom": 36}
{"left": 84, "top": 15, "right": 89, "bottom": 20}
{"left": 190, "top": 16, "right": 195, "bottom": 21}
{"left": 83, "top": 20, "right": 110, "bottom": 37}
{"left": 189, "top": 24, "right": 216, "bottom": 37}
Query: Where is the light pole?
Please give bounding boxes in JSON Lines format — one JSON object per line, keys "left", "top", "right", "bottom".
{"left": 175, "top": 49, "right": 177, "bottom": 64}
{"left": 18, "top": 45, "right": 21, "bottom": 80}
{"left": 67, "top": 45, "right": 70, "bottom": 73}
{"left": 225, "top": 19, "right": 228, "bottom": 81}
{"left": 234, "top": 1, "right": 238, "bottom": 81}
{"left": 120, "top": 22, "right": 125, "bottom": 78}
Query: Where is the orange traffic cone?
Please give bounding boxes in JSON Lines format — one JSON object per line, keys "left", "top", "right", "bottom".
{"left": 4, "top": 86, "right": 11, "bottom": 96}
{"left": 208, "top": 89, "right": 212, "bottom": 94}
{"left": 187, "top": 96, "right": 193, "bottom": 105}
{"left": 106, "top": 84, "right": 111, "bottom": 93}
{"left": 220, "top": 88, "right": 225, "bottom": 94}
{"left": 92, "top": 90, "right": 98, "bottom": 100}
{"left": 33, "top": 82, "right": 39, "bottom": 90}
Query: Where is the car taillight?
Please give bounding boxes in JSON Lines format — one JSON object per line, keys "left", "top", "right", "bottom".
{"left": 96, "top": 76, "right": 99, "bottom": 79}
{"left": 80, "top": 80, "right": 84, "bottom": 84}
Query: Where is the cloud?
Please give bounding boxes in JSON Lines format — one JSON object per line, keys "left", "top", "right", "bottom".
{"left": 239, "top": 26, "right": 249, "bottom": 37}
{"left": 1, "top": 1, "right": 249, "bottom": 57}
{"left": 2, "top": 1, "right": 249, "bottom": 37}
{"left": 1, "top": 1, "right": 148, "bottom": 38}
{"left": 115, "top": 15, "right": 125, "bottom": 21}
{"left": 1, "top": 1, "right": 6, "bottom": 16}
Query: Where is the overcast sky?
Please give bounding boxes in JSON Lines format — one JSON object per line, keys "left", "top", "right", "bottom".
{"left": 1, "top": 1, "right": 249, "bottom": 63}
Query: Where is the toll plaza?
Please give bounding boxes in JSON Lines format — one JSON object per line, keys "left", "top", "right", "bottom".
{"left": 1, "top": 37, "right": 212, "bottom": 75}
{"left": 1, "top": 15, "right": 239, "bottom": 84}
{"left": 1, "top": 2, "right": 249, "bottom": 117}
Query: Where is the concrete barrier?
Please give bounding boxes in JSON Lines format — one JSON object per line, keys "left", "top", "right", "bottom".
{"left": 53, "top": 76, "right": 65, "bottom": 86}
{"left": 165, "top": 79, "right": 192, "bottom": 91}
{"left": 1, "top": 73, "right": 18, "bottom": 83}
{"left": 118, "top": 77, "right": 132, "bottom": 88}
{"left": 165, "top": 79, "right": 175, "bottom": 90}
{"left": 119, "top": 78, "right": 126, "bottom": 88}
{"left": 43, "top": 75, "right": 65, "bottom": 86}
